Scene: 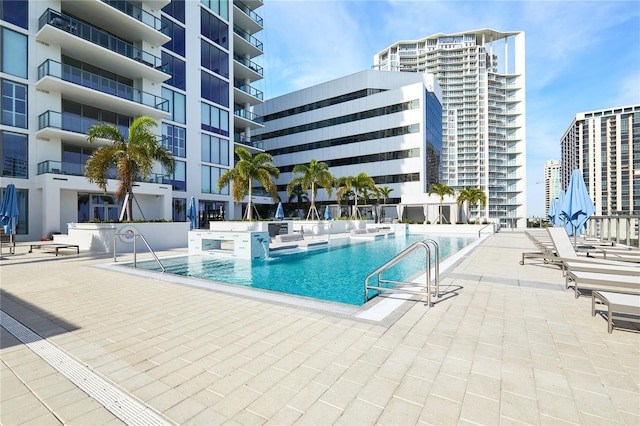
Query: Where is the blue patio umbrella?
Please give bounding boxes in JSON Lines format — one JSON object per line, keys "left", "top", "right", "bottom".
{"left": 275, "top": 202, "right": 284, "bottom": 220}
{"left": 547, "top": 197, "right": 557, "bottom": 223}
{"left": 324, "top": 205, "right": 332, "bottom": 220}
{"left": 554, "top": 191, "right": 567, "bottom": 228}
{"left": 0, "top": 184, "right": 19, "bottom": 236}
{"left": 560, "top": 169, "right": 595, "bottom": 241}
{"left": 186, "top": 196, "right": 198, "bottom": 230}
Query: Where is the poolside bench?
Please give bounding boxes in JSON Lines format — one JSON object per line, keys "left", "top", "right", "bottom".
{"left": 275, "top": 233, "right": 304, "bottom": 243}
{"left": 565, "top": 270, "right": 640, "bottom": 298}
{"left": 592, "top": 291, "right": 640, "bottom": 333}
{"left": 29, "top": 243, "right": 79, "bottom": 256}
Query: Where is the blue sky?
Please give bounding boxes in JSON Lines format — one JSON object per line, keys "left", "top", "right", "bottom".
{"left": 254, "top": 0, "right": 640, "bottom": 217}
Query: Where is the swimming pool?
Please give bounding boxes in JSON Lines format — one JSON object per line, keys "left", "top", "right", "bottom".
{"left": 129, "top": 233, "right": 476, "bottom": 306}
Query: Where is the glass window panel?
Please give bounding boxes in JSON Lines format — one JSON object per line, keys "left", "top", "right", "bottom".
{"left": 2, "top": 1, "right": 29, "bottom": 29}
{"left": 220, "top": 138, "right": 229, "bottom": 166}
{"left": 201, "top": 165, "right": 211, "bottom": 193}
{"left": 1, "top": 28, "right": 27, "bottom": 78}
{"left": 174, "top": 91, "right": 185, "bottom": 123}
{"left": 0, "top": 130, "right": 27, "bottom": 178}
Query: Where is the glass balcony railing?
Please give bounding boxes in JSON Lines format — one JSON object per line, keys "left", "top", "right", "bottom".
{"left": 38, "top": 60, "right": 169, "bottom": 112}
{"left": 233, "top": 54, "right": 263, "bottom": 76}
{"left": 233, "top": 81, "right": 263, "bottom": 100}
{"left": 101, "top": 0, "right": 165, "bottom": 32}
{"left": 39, "top": 9, "right": 166, "bottom": 71}
{"left": 38, "top": 110, "right": 129, "bottom": 137}
{"left": 233, "top": 108, "right": 263, "bottom": 124}
{"left": 233, "top": 0, "right": 263, "bottom": 26}
{"left": 37, "top": 160, "right": 170, "bottom": 184}
{"left": 234, "top": 134, "right": 263, "bottom": 149}
{"left": 233, "top": 25, "right": 263, "bottom": 51}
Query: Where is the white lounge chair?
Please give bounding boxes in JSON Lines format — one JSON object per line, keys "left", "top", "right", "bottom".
{"left": 592, "top": 291, "right": 640, "bottom": 333}
{"left": 565, "top": 270, "right": 640, "bottom": 299}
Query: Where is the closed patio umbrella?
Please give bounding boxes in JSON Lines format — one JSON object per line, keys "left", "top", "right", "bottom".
{"left": 0, "top": 184, "right": 19, "bottom": 236}
{"left": 561, "top": 169, "right": 595, "bottom": 244}
{"left": 275, "top": 202, "right": 284, "bottom": 220}
{"left": 324, "top": 205, "right": 332, "bottom": 220}
{"left": 186, "top": 196, "right": 198, "bottom": 230}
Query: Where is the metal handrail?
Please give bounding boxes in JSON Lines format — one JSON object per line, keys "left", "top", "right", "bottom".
{"left": 113, "top": 232, "right": 165, "bottom": 272}
{"left": 365, "top": 239, "right": 440, "bottom": 306}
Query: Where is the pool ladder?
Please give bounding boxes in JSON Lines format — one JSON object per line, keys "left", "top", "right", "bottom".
{"left": 113, "top": 232, "right": 165, "bottom": 272}
{"left": 364, "top": 239, "right": 440, "bottom": 306}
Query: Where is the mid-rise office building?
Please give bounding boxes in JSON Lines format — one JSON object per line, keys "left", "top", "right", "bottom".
{"left": 0, "top": 0, "right": 264, "bottom": 240}
{"left": 374, "top": 29, "right": 526, "bottom": 228}
{"left": 560, "top": 105, "right": 640, "bottom": 215}
{"left": 544, "top": 159, "right": 561, "bottom": 215}
{"left": 253, "top": 70, "right": 443, "bottom": 219}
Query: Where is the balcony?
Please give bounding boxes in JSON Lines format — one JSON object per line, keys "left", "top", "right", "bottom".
{"left": 234, "top": 133, "right": 263, "bottom": 151}
{"left": 38, "top": 9, "right": 169, "bottom": 83}
{"left": 61, "top": 0, "right": 169, "bottom": 46}
{"left": 37, "top": 110, "right": 129, "bottom": 144}
{"left": 233, "top": 107, "right": 263, "bottom": 130}
{"left": 233, "top": 0, "right": 263, "bottom": 34}
{"left": 233, "top": 54, "right": 263, "bottom": 81}
{"left": 233, "top": 81, "right": 263, "bottom": 105}
{"left": 37, "top": 159, "right": 169, "bottom": 184}
{"left": 233, "top": 25, "right": 263, "bottom": 58}
{"left": 37, "top": 60, "right": 169, "bottom": 119}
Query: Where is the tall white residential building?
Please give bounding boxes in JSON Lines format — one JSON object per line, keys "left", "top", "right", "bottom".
{"left": 253, "top": 70, "right": 445, "bottom": 222}
{"left": 0, "top": 0, "right": 264, "bottom": 240}
{"left": 544, "top": 159, "right": 561, "bottom": 215}
{"left": 560, "top": 105, "right": 640, "bottom": 215}
{"left": 374, "top": 29, "right": 527, "bottom": 228}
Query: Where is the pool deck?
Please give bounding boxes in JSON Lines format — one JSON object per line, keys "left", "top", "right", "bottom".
{"left": 1, "top": 231, "right": 639, "bottom": 425}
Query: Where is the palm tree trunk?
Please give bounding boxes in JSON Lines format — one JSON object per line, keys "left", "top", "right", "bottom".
{"left": 246, "top": 182, "right": 253, "bottom": 221}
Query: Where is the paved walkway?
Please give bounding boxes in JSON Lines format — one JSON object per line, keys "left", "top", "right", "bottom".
{"left": 1, "top": 231, "right": 638, "bottom": 425}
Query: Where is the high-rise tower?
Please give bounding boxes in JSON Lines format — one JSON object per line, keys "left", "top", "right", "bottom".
{"left": 0, "top": 0, "right": 264, "bottom": 240}
{"left": 374, "top": 29, "right": 526, "bottom": 228}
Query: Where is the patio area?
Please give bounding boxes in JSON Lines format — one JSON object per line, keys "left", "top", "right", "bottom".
{"left": 1, "top": 231, "right": 638, "bottom": 425}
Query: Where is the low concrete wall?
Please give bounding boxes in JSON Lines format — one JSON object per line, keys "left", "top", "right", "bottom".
{"left": 55, "top": 222, "right": 190, "bottom": 253}
{"left": 188, "top": 230, "right": 269, "bottom": 259}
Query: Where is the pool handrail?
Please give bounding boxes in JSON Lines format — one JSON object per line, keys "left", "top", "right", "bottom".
{"left": 364, "top": 239, "right": 440, "bottom": 306}
{"left": 113, "top": 232, "right": 165, "bottom": 272}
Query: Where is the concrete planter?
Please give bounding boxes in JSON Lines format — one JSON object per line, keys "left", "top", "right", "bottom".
{"left": 55, "top": 222, "right": 190, "bottom": 253}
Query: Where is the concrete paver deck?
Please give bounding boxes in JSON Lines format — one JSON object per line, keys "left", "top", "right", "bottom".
{"left": 1, "top": 231, "right": 639, "bottom": 425}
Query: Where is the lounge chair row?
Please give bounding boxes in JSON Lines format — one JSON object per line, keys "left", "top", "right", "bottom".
{"left": 522, "top": 227, "right": 639, "bottom": 333}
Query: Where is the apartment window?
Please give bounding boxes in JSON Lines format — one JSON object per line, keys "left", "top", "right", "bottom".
{"left": 201, "top": 70, "right": 229, "bottom": 106}
{"left": 162, "top": 123, "right": 186, "bottom": 157}
{"left": 162, "top": 0, "right": 184, "bottom": 23}
{"left": 201, "top": 0, "right": 228, "bottom": 21}
{"left": 161, "top": 17, "right": 185, "bottom": 56}
{"left": 1, "top": 79, "right": 27, "bottom": 128}
{"left": 201, "top": 39, "right": 229, "bottom": 78}
{"left": 162, "top": 52, "right": 186, "bottom": 90}
{"left": 0, "top": 130, "right": 28, "bottom": 178}
{"left": 201, "top": 102, "right": 229, "bottom": 136}
{"left": 1, "top": 27, "right": 27, "bottom": 78}
{"left": 162, "top": 87, "right": 186, "bottom": 124}
{"left": 167, "top": 160, "right": 186, "bottom": 191}
{"left": 172, "top": 198, "right": 186, "bottom": 222}
{"left": 201, "top": 8, "right": 228, "bottom": 48}
{"left": 201, "top": 133, "right": 229, "bottom": 165}
{"left": 201, "top": 164, "right": 228, "bottom": 194}
{"left": 0, "top": 1, "right": 28, "bottom": 29}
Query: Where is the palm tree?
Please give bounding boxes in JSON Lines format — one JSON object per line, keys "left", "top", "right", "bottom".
{"left": 217, "top": 146, "right": 280, "bottom": 220}
{"left": 288, "top": 184, "right": 309, "bottom": 218}
{"left": 377, "top": 186, "right": 394, "bottom": 221}
{"left": 457, "top": 187, "right": 486, "bottom": 223}
{"left": 85, "top": 116, "right": 174, "bottom": 221}
{"left": 337, "top": 172, "right": 377, "bottom": 219}
{"left": 286, "top": 159, "right": 334, "bottom": 220}
{"left": 428, "top": 183, "right": 455, "bottom": 224}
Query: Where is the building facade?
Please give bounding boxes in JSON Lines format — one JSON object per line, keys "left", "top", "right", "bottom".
{"left": 560, "top": 105, "right": 640, "bottom": 215}
{"left": 0, "top": 0, "right": 264, "bottom": 240}
{"left": 253, "top": 70, "right": 443, "bottom": 219}
{"left": 373, "top": 29, "right": 526, "bottom": 228}
{"left": 544, "top": 159, "right": 561, "bottom": 215}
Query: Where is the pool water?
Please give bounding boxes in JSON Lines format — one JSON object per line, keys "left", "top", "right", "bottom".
{"left": 131, "top": 234, "right": 476, "bottom": 306}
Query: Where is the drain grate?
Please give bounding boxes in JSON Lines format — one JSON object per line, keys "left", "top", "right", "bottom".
{"left": 1, "top": 311, "right": 169, "bottom": 425}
